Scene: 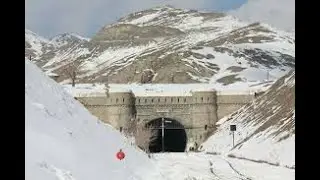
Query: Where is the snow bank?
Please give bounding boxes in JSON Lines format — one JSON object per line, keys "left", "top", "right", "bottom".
{"left": 202, "top": 71, "right": 295, "bottom": 168}
{"left": 25, "top": 60, "right": 164, "bottom": 180}
{"left": 153, "top": 153, "right": 294, "bottom": 180}
{"left": 63, "top": 83, "right": 272, "bottom": 97}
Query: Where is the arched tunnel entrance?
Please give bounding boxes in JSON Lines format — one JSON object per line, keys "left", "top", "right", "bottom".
{"left": 146, "top": 118, "right": 187, "bottom": 153}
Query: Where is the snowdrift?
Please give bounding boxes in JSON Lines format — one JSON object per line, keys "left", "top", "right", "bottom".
{"left": 202, "top": 70, "right": 295, "bottom": 168}
{"left": 25, "top": 60, "right": 164, "bottom": 180}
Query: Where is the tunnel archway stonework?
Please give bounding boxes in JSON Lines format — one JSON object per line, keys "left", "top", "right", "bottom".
{"left": 146, "top": 117, "right": 187, "bottom": 152}
{"left": 74, "top": 89, "right": 255, "bottom": 150}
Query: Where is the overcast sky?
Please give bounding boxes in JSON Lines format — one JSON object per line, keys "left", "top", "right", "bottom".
{"left": 25, "top": 0, "right": 294, "bottom": 38}
{"left": 230, "top": 0, "right": 295, "bottom": 32}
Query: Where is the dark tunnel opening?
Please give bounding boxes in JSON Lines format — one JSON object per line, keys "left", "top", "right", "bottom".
{"left": 146, "top": 118, "right": 187, "bottom": 153}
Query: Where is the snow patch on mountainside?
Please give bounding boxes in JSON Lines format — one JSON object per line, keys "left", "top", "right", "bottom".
{"left": 49, "top": 33, "right": 90, "bottom": 48}
{"left": 80, "top": 42, "right": 158, "bottom": 77}
{"left": 43, "top": 47, "right": 90, "bottom": 69}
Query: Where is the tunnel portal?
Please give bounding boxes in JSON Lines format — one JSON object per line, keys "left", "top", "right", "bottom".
{"left": 146, "top": 117, "right": 187, "bottom": 153}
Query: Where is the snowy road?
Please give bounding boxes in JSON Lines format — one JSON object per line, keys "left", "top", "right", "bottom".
{"left": 152, "top": 153, "right": 294, "bottom": 180}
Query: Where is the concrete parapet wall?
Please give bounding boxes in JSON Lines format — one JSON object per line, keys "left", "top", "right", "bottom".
{"left": 76, "top": 96, "right": 107, "bottom": 105}
{"left": 85, "top": 106, "right": 109, "bottom": 122}
{"left": 217, "top": 104, "right": 246, "bottom": 120}
{"left": 216, "top": 94, "right": 253, "bottom": 119}
{"left": 217, "top": 94, "right": 254, "bottom": 104}
{"left": 135, "top": 96, "right": 193, "bottom": 105}
{"left": 106, "top": 92, "right": 135, "bottom": 105}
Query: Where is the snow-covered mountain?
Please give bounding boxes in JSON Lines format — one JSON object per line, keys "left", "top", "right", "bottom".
{"left": 25, "top": 29, "right": 90, "bottom": 66}
{"left": 202, "top": 70, "right": 295, "bottom": 168}
{"left": 26, "top": 6, "right": 295, "bottom": 88}
{"left": 25, "top": 59, "right": 164, "bottom": 180}
{"left": 25, "top": 29, "right": 50, "bottom": 58}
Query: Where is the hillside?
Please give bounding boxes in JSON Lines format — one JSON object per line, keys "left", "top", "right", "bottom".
{"left": 25, "top": 59, "right": 164, "bottom": 180}
{"left": 25, "top": 57, "right": 294, "bottom": 180}
{"left": 202, "top": 70, "right": 295, "bottom": 168}
{"left": 26, "top": 5, "right": 294, "bottom": 87}
{"left": 25, "top": 29, "right": 50, "bottom": 58}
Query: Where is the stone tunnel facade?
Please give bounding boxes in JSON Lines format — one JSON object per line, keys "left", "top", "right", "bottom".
{"left": 75, "top": 90, "right": 254, "bottom": 149}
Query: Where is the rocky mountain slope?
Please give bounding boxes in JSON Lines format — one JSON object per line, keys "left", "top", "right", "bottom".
{"left": 25, "top": 30, "right": 90, "bottom": 69}
{"left": 202, "top": 70, "right": 295, "bottom": 168}
{"left": 26, "top": 5, "right": 295, "bottom": 87}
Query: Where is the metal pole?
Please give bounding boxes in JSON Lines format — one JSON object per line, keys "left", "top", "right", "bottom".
{"left": 232, "top": 131, "right": 235, "bottom": 148}
{"left": 156, "top": 110, "right": 169, "bottom": 153}
{"left": 162, "top": 117, "right": 165, "bottom": 152}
